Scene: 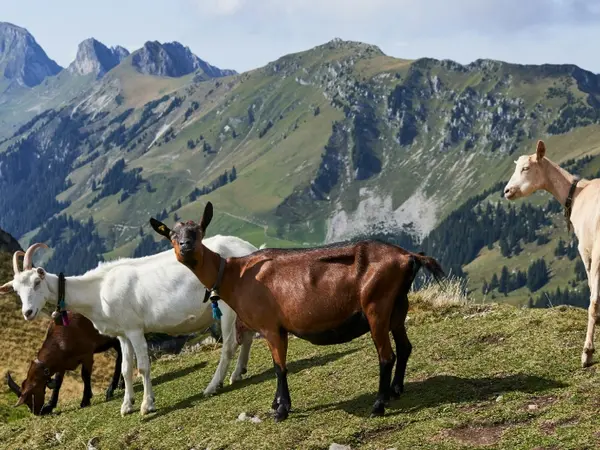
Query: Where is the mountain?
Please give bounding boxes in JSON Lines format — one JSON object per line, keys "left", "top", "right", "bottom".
{"left": 68, "top": 38, "right": 130, "bottom": 78}
{"left": 0, "top": 22, "right": 62, "bottom": 91}
{"left": 131, "top": 40, "right": 236, "bottom": 78}
{"left": 0, "top": 228, "right": 21, "bottom": 254}
{"left": 1, "top": 37, "right": 600, "bottom": 307}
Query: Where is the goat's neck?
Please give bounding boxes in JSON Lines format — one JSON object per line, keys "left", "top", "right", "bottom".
{"left": 45, "top": 273, "right": 102, "bottom": 317}
{"left": 541, "top": 158, "right": 580, "bottom": 207}
{"left": 196, "top": 244, "right": 241, "bottom": 310}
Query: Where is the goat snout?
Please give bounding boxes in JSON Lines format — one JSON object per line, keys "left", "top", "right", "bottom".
{"left": 179, "top": 240, "right": 193, "bottom": 252}
{"left": 504, "top": 186, "right": 516, "bottom": 200}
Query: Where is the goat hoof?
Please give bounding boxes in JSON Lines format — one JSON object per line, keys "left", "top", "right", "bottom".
{"left": 274, "top": 405, "right": 289, "bottom": 422}
{"left": 370, "top": 401, "right": 385, "bottom": 418}
{"left": 390, "top": 384, "right": 403, "bottom": 399}
{"left": 80, "top": 400, "right": 91, "bottom": 408}
{"left": 105, "top": 390, "right": 114, "bottom": 401}
{"left": 141, "top": 400, "right": 156, "bottom": 415}
{"left": 241, "top": 368, "right": 247, "bottom": 375}
{"left": 582, "top": 349, "right": 595, "bottom": 368}
{"left": 203, "top": 385, "right": 218, "bottom": 397}
{"left": 121, "top": 403, "right": 134, "bottom": 416}
{"left": 40, "top": 404, "right": 54, "bottom": 415}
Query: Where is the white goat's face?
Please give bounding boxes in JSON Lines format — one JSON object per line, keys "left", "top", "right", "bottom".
{"left": 10, "top": 269, "right": 51, "bottom": 320}
{"left": 504, "top": 141, "right": 548, "bottom": 201}
{"left": 0, "top": 244, "right": 51, "bottom": 321}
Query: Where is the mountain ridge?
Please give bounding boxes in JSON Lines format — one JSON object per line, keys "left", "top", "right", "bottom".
{"left": 68, "top": 38, "right": 130, "bottom": 78}
{"left": 0, "top": 22, "right": 62, "bottom": 90}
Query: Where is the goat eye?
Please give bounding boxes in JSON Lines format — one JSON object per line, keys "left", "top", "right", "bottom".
{"left": 522, "top": 166, "right": 529, "bottom": 172}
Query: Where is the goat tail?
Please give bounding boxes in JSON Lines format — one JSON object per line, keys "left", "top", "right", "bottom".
{"left": 412, "top": 251, "right": 446, "bottom": 284}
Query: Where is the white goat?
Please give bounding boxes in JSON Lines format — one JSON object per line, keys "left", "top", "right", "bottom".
{"left": 0, "top": 236, "right": 258, "bottom": 416}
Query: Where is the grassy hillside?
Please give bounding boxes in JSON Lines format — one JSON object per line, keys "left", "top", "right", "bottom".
{"left": 0, "top": 289, "right": 597, "bottom": 449}
{"left": 0, "top": 250, "right": 121, "bottom": 422}
{"left": 5, "top": 39, "right": 600, "bottom": 273}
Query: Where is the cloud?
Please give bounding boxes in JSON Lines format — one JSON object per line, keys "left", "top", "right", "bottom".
{"left": 191, "top": 0, "right": 600, "bottom": 34}
{"left": 193, "top": 0, "right": 245, "bottom": 16}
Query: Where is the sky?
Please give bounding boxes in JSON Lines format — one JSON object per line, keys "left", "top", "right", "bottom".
{"left": 4, "top": 0, "right": 600, "bottom": 73}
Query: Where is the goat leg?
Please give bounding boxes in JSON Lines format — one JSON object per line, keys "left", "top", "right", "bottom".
{"left": 80, "top": 358, "right": 93, "bottom": 408}
{"left": 41, "top": 371, "right": 64, "bottom": 415}
{"left": 106, "top": 341, "right": 124, "bottom": 401}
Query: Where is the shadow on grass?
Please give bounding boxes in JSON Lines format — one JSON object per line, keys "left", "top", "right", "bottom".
{"left": 130, "top": 361, "right": 208, "bottom": 395}
{"left": 304, "top": 373, "right": 568, "bottom": 418}
{"left": 144, "top": 348, "right": 359, "bottom": 421}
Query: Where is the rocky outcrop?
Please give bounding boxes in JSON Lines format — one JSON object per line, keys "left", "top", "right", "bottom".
{"left": 0, "top": 22, "right": 62, "bottom": 88}
{"left": 131, "top": 41, "right": 236, "bottom": 78}
{"left": 68, "top": 38, "right": 129, "bottom": 78}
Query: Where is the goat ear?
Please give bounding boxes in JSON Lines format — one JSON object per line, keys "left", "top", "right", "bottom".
{"left": 200, "top": 202, "right": 213, "bottom": 234}
{"left": 149, "top": 218, "right": 171, "bottom": 239}
{"left": 0, "top": 281, "right": 13, "bottom": 295}
{"left": 536, "top": 140, "right": 546, "bottom": 161}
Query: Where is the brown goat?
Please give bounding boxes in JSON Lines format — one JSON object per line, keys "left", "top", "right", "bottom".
{"left": 150, "top": 202, "right": 445, "bottom": 421}
{"left": 6, "top": 311, "right": 123, "bottom": 415}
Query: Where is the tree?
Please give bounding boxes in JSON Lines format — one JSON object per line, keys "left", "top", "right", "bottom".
{"left": 482, "top": 279, "right": 489, "bottom": 295}
{"left": 555, "top": 238, "right": 566, "bottom": 257}
{"left": 490, "top": 273, "right": 499, "bottom": 291}
{"left": 499, "top": 266, "right": 510, "bottom": 296}
{"left": 229, "top": 166, "right": 237, "bottom": 183}
{"left": 139, "top": 226, "right": 144, "bottom": 237}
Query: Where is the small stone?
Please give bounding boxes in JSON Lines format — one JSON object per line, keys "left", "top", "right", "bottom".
{"left": 496, "top": 395, "right": 503, "bottom": 402}
{"left": 55, "top": 432, "right": 64, "bottom": 444}
{"left": 237, "top": 412, "right": 248, "bottom": 421}
{"left": 329, "top": 444, "right": 352, "bottom": 450}
{"left": 250, "top": 415, "right": 262, "bottom": 424}
{"left": 87, "top": 437, "right": 100, "bottom": 450}
{"left": 528, "top": 404, "right": 538, "bottom": 411}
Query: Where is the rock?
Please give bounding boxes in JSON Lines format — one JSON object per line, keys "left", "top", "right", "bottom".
{"left": 528, "top": 404, "right": 538, "bottom": 411}
{"left": 237, "top": 412, "right": 248, "bottom": 421}
{"left": 131, "top": 41, "right": 236, "bottom": 78}
{"left": 0, "top": 22, "right": 62, "bottom": 88}
{"left": 329, "top": 444, "right": 352, "bottom": 450}
{"left": 87, "top": 436, "right": 100, "bottom": 450}
{"left": 68, "top": 38, "right": 129, "bottom": 78}
{"left": 496, "top": 395, "right": 503, "bottom": 402}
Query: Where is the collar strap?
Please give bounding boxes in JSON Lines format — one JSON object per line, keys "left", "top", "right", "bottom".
{"left": 52, "top": 273, "right": 70, "bottom": 326}
{"left": 202, "top": 256, "right": 226, "bottom": 303}
{"left": 564, "top": 177, "right": 580, "bottom": 232}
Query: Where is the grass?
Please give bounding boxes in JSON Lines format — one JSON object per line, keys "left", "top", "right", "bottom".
{"left": 1, "top": 281, "right": 600, "bottom": 449}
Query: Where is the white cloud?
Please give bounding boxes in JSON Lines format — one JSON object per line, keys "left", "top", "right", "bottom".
{"left": 193, "top": 0, "right": 245, "bottom": 16}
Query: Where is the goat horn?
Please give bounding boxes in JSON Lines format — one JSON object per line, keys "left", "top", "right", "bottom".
{"left": 12, "top": 251, "right": 24, "bottom": 275}
{"left": 6, "top": 372, "right": 21, "bottom": 397}
{"left": 23, "top": 243, "right": 49, "bottom": 270}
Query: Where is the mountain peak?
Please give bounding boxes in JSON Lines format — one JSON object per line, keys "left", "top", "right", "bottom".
{"left": 0, "top": 22, "right": 62, "bottom": 88}
{"left": 131, "top": 40, "right": 236, "bottom": 78}
{"left": 68, "top": 38, "right": 130, "bottom": 78}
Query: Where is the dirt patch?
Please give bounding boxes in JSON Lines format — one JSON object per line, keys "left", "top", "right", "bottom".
{"left": 524, "top": 395, "right": 558, "bottom": 412}
{"left": 474, "top": 332, "right": 508, "bottom": 345}
{"left": 437, "top": 424, "right": 507, "bottom": 447}
{"left": 540, "top": 417, "right": 578, "bottom": 435}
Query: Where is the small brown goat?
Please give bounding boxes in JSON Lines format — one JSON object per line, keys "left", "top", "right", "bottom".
{"left": 150, "top": 202, "right": 445, "bottom": 421}
{"left": 6, "top": 311, "right": 123, "bottom": 415}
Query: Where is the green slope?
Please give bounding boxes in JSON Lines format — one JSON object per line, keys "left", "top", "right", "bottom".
{"left": 1, "top": 297, "right": 598, "bottom": 449}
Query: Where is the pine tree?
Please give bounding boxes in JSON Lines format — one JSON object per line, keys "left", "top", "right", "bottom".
{"left": 490, "top": 273, "right": 499, "bottom": 290}
{"left": 554, "top": 238, "right": 566, "bottom": 257}
{"left": 139, "top": 226, "right": 144, "bottom": 237}
{"left": 499, "top": 266, "right": 509, "bottom": 296}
